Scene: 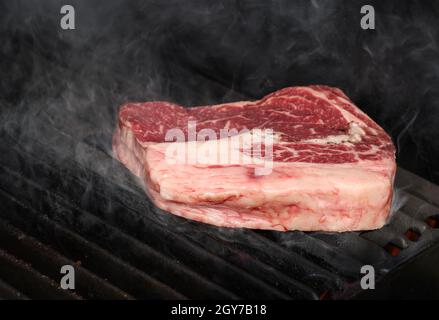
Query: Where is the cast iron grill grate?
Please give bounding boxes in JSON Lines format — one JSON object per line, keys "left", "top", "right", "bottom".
{"left": 1, "top": 68, "right": 439, "bottom": 299}
{"left": 1, "top": 119, "right": 439, "bottom": 300}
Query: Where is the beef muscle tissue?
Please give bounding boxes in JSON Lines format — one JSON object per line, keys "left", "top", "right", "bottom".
{"left": 113, "top": 85, "right": 396, "bottom": 232}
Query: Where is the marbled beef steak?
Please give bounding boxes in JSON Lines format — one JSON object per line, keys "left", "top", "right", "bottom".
{"left": 113, "top": 86, "right": 396, "bottom": 231}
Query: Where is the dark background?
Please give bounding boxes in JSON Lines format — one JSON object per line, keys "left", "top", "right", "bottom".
{"left": 1, "top": 0, "right": 439, "bottom": 184}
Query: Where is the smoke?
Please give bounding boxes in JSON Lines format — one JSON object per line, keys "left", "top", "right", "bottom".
{"left": 0, "top": 0, "right": 437, "bottom": 224}
{"left": 387, "top": 186, "right": 409, "bottom": 224}
{"left": 0, "top": 1, "right": 437, "bottom": 228}
{"left": 395, "top": 108, "right": 419, "bottom": 157}
{"left": 1, "top": 2, "right": 438, "bottom": 297}
{"left": 0, "top": 0, "right": 264, "bottom": 244}
{"left": 2, "top": 0, "right": 439, "bottom": 174}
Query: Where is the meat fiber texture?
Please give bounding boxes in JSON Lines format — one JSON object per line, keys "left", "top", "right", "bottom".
{"left": 113, "top": 85, "right": 396, "bottom": 232}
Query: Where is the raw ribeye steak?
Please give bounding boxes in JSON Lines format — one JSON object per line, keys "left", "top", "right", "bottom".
{"left": 113, "top": 85, "right": 396, "bottom": 232}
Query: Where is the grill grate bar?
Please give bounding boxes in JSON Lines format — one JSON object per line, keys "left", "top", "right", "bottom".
{"left": 399, "top": 189, "right": 439, "bottom": 219}
{"left": 206, "top": 229, "right": 347, "bottom": 293}
{"left": 170, "top": 229, "right": 322, "bottom": 299}
{"left": 0, "top": 247, "right": 81, "bottom": 300}
{"left": 0, "top": 175, "right": 233, "bottom": 300}
{"left": 391, "top": 209, "right": 428, "bottom": 236}
{"left": 360, "top": 224, "right": 409, "bottom": 249}
{"left": 0, "top": 279, "right": 29, "bottom": 300}
{"left": 0, "top": 215, "right": 174, "bottom": 300}
{"left": 255, "top": 230, "right": 364, "bottom": 280}
{"left": 395, "top": 168, "right": 439, "bottom": 208}
{"left": 0, "top": 218, "right": 138, "bottom": 299}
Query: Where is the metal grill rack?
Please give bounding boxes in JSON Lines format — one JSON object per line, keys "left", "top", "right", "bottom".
{"left": 0, "top": 108, "right": 438, "bottom": 299}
